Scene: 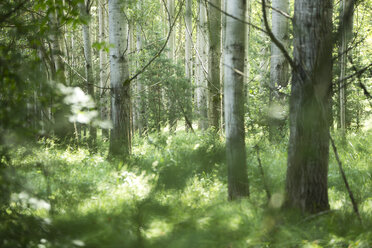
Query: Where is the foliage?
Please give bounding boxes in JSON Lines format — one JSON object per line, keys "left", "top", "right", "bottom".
{"left": 1, "top": 131, "right": 371, "bottom": 247}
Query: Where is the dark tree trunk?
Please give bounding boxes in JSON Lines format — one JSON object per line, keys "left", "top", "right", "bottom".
{"left": 285, "top": 0, "right": 333, "bottom": 213}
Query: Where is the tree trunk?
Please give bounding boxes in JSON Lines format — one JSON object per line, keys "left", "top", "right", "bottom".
{"left": 108, "top": 0, "right": 131, "bottom": 158}
{"left": 285, "top": 0, "right": 333, "bottom": 213}
{"left": 339, "top": 0, "right": 354, "bottom": 135}
{"left": 270, "top": 0, "right": 290, "bottom": 95}
{"left": 185, "top": 0, "right": 193, "bottom": 130}
{"left": 196, "top": 0, "right": 208, "bottom": 130}
{"left": 81, "top": 1, "right": 97, "bottom": 149}
{"left": 224, "top": 0, "right": 249, "bottom": 200}
{"left": 99, "top": 0, "right": 109, "bottom": 138}
{"left": 207, "top": 0, "right": 221, "bottom": 130}
{"left": 135, "top": 2, "right": 146, "bottom": 135}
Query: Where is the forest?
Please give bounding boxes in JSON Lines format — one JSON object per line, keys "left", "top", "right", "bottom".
{"left": 0, "top": 0, "right": 371, "bottom": 247}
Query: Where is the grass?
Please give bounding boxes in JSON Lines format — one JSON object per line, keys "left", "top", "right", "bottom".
{"left": 1, "top": 130, "right": 371, "bottom": 248}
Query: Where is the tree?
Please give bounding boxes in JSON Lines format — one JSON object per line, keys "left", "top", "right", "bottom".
{"left": 207, "top": 0, "right": 222, "bottom": 130}
{"left": 98, "top": 0, "right": 109, "bottom": 138}
{"left": 285, "top": 0, "right": 333, "bottom": 213}
{"left": 108, "top": 0, "right": 131, "bottom": 158}
{"left": 270, "top": 0, "right": 290, "bottom": 98}
{"left": 339, "top": 0, "right": 354, "bottom": 134}
{"left": 196, "top": 0, "right": 209, "bottom": 130}
{"left": 224, "top": 0, "right": 249, "bottom": 200}
{"left": 80, "top": 0, "right": 97, "bottom": 149}
{"left": 185, "top": 0, "right": 193, "bottom": 130}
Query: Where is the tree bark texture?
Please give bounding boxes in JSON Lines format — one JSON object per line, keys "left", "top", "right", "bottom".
{"left": 224, "top": 0, "right": 249, "bottom": 200}
{"left": 286, "top": 0, "right": 333, "bottom": 213}
{"left": 196, "top": 0, "right": 209, "bottom": 130}
{"left": 208, "top": 0, "right": 222, "bottom": 130}
{"left": 108, "top": 0, "right": 131, "bottom": 158}
{"left": 339, "top": 0, "right": 354, "bottom": 133}
{"left": 185, "top": 0, "right": 193, "bottom": 130}
{"left": 81, "top": 1, "right": 97, "bottom": 149}
{"left": 99, "top": 0, "right": 109, "bottom": 138}
{"left": 270, "top": 0, "right": 290, "bottom": 94}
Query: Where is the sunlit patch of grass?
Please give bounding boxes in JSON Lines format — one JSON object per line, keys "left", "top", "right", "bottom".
{"left": 4, "top": 131, "right": 372, "bottom": 247}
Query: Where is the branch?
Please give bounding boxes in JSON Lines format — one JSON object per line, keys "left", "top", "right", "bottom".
{"left": 348, "top": 56, "right": 372, "bottom": 100}
{"left": 0, "top": 0, "right": 28, "bottom": 24}
{"left": 121, "top": 0, "right": 185, "bottom": 88}
{"left": 261, "top": 0, "right": 296, "bottom": 70}
{"left": 254, "top": 145, "right": 271, "bottom": 201}
{"left": 206, "top": 0, "right": 268, "bottom": 34}
{"left": 330, "top": 135, "right": 362, "bottom": 224}
{"left": 263, "top": 2, "right": 292, "bottom": 20}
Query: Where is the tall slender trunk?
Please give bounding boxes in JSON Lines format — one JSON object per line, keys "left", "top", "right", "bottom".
{"left": 207, "top": 0, "right": 221, "bottom": 130}
{"left": 136, "top": 3, "right": 145, "bottom": 135}
{"left": 99, "top": 0, "right": 109, "bottom": 138}
{"left": 285, "top": 0, "right": 333, "bottom": 213}
{"left": 108, "top": 0, "right": 131, "bottom": 158}
{"left": 268, "top": 0, "right": 290, "bottom": 139}
{"left": 185, "top": 0, "right": 193, "bottom": 130}
{"left": 224, "top": 0, "right": 249, "bottom": 200}
{"left": 81, "top": 1, "right": 97, "bottom": 149}
{"left": 167, "top": 0, "right": 175, "bottom": 60}
{"left": 339, "top": 0, "right": 354, "bottom": 135}
{"left": 270, "top": 0, "right": 290, "bottom": 96}
{"left": 196, "top": 0, "right": 208, "bottom": 130}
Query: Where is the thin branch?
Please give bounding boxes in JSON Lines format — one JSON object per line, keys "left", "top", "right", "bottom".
{"left": 0, "top": 0, "right": 28, "bottom": 24}
{"left": 261, "top": 0, "right": 296, "bottom": 70}
{"left": 206, "top": 0, "right": 268, "bottom": 34}
{"left": 330, "top": 135, "right": 362, "bottom": 224}
{"left": 263, "top": 2, "right": 292, "bottom": 20}
{"left": 123, "top": 0, "right": 186, "bottom": 87}
{"left": 348, "top": 56, "right": 372, "bottom": 101}
{"left": 254, "top": 145, "right": 271, "bottom": 201}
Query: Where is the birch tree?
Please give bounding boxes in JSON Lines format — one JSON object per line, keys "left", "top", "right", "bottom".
{"left": 285, "top": 0, "right": 333, "bottom": 213}
{"left": 207, "top": 0, "right": 221, "bottom": 130}
{"left": 108, "top": 0, "right": 131, "bottom": 158}
{"left": 185, "top": 0, "right": 193, "bottom": 130}
{"left": 196, "top": 0, "right": 208, "bottom": 130}
{"left": 339, "top": 0, "right": 354, "bottom": 134}
{"left": 135, "top": 1, "right": 145, "bottom": 135}
{"left": 98, "top": 0, "right": 109, "bottom": 138}
{"left": 224, "top": 0, "right": 249, "bottom": 200}
{"left": 80, "top": 0, "right": 96, "bottom": 149}
{"left": 270, "top": 0, "right": 290, "bottom": 98}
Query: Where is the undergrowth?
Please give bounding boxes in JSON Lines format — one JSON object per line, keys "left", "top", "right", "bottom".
{"left": 1, "top": 130, "right": 371, "bottom": 248}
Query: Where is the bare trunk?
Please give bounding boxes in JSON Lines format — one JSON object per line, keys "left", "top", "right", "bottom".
{"left": 286, "top": 0, "right": 333, "bottom": 213}
{"left": 224, "top": 0, "right": 249, "bottom": 200}
{"left": 196, "top": 0, "right": 208, "bottom": 130}
{"left": 108, "top": 0, "right": 131, "bottom": 158}
{"left": 207, "top": 0, "right": 221, "bottom": 130}
{"left": 270, "top": 0, "right": 290, "bottom": 94}
{"left": 99, "top": 0, "right": 109, "bottom": 138}
{"left": 185, "top": 0, "right": 193, "bottom": 130}
{"left": 81, "top": 1, "right": 97, "bottom": 149}
{"left": 339, "top": 0, "right": 354, "bottom": 134}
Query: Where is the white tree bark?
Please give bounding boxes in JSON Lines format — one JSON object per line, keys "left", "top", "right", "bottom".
{"left": 224, "top": 0, "right": 249, "bottom": 200}
{"left": 81, "top": 0, "right": 96, "bottom": 148}
{"left": 185, "top": 0, "right": 192, "bottom": 79}
{"left": 339, "top": 0, "right": 354, "bottom": 134}
{"left": 135, "top": 13, "right": 145, "bottom": 135}
{"left": 108, "top": 0, "right": 131, "bottom": 157}
{"left": 98, "top": 0, "right": 109, "bottom": 138}
{"left": 185, "top": 0, "right": 193, "bottom": 129}
{"left": 270, "top": 0, "right": 290, "bottom": 98}
{"left": 207, "top": 0, "right": 221, "bottom": 130}
{"left": 196, "top": 0, "right": 208, "bottom": 130}
{"left": 167, "top": 0, "right": 175, "bottom": 60}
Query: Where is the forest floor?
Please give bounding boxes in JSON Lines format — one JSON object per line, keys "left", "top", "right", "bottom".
{"left": 2, "top": 130, "right": 372, "bottom": 248}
